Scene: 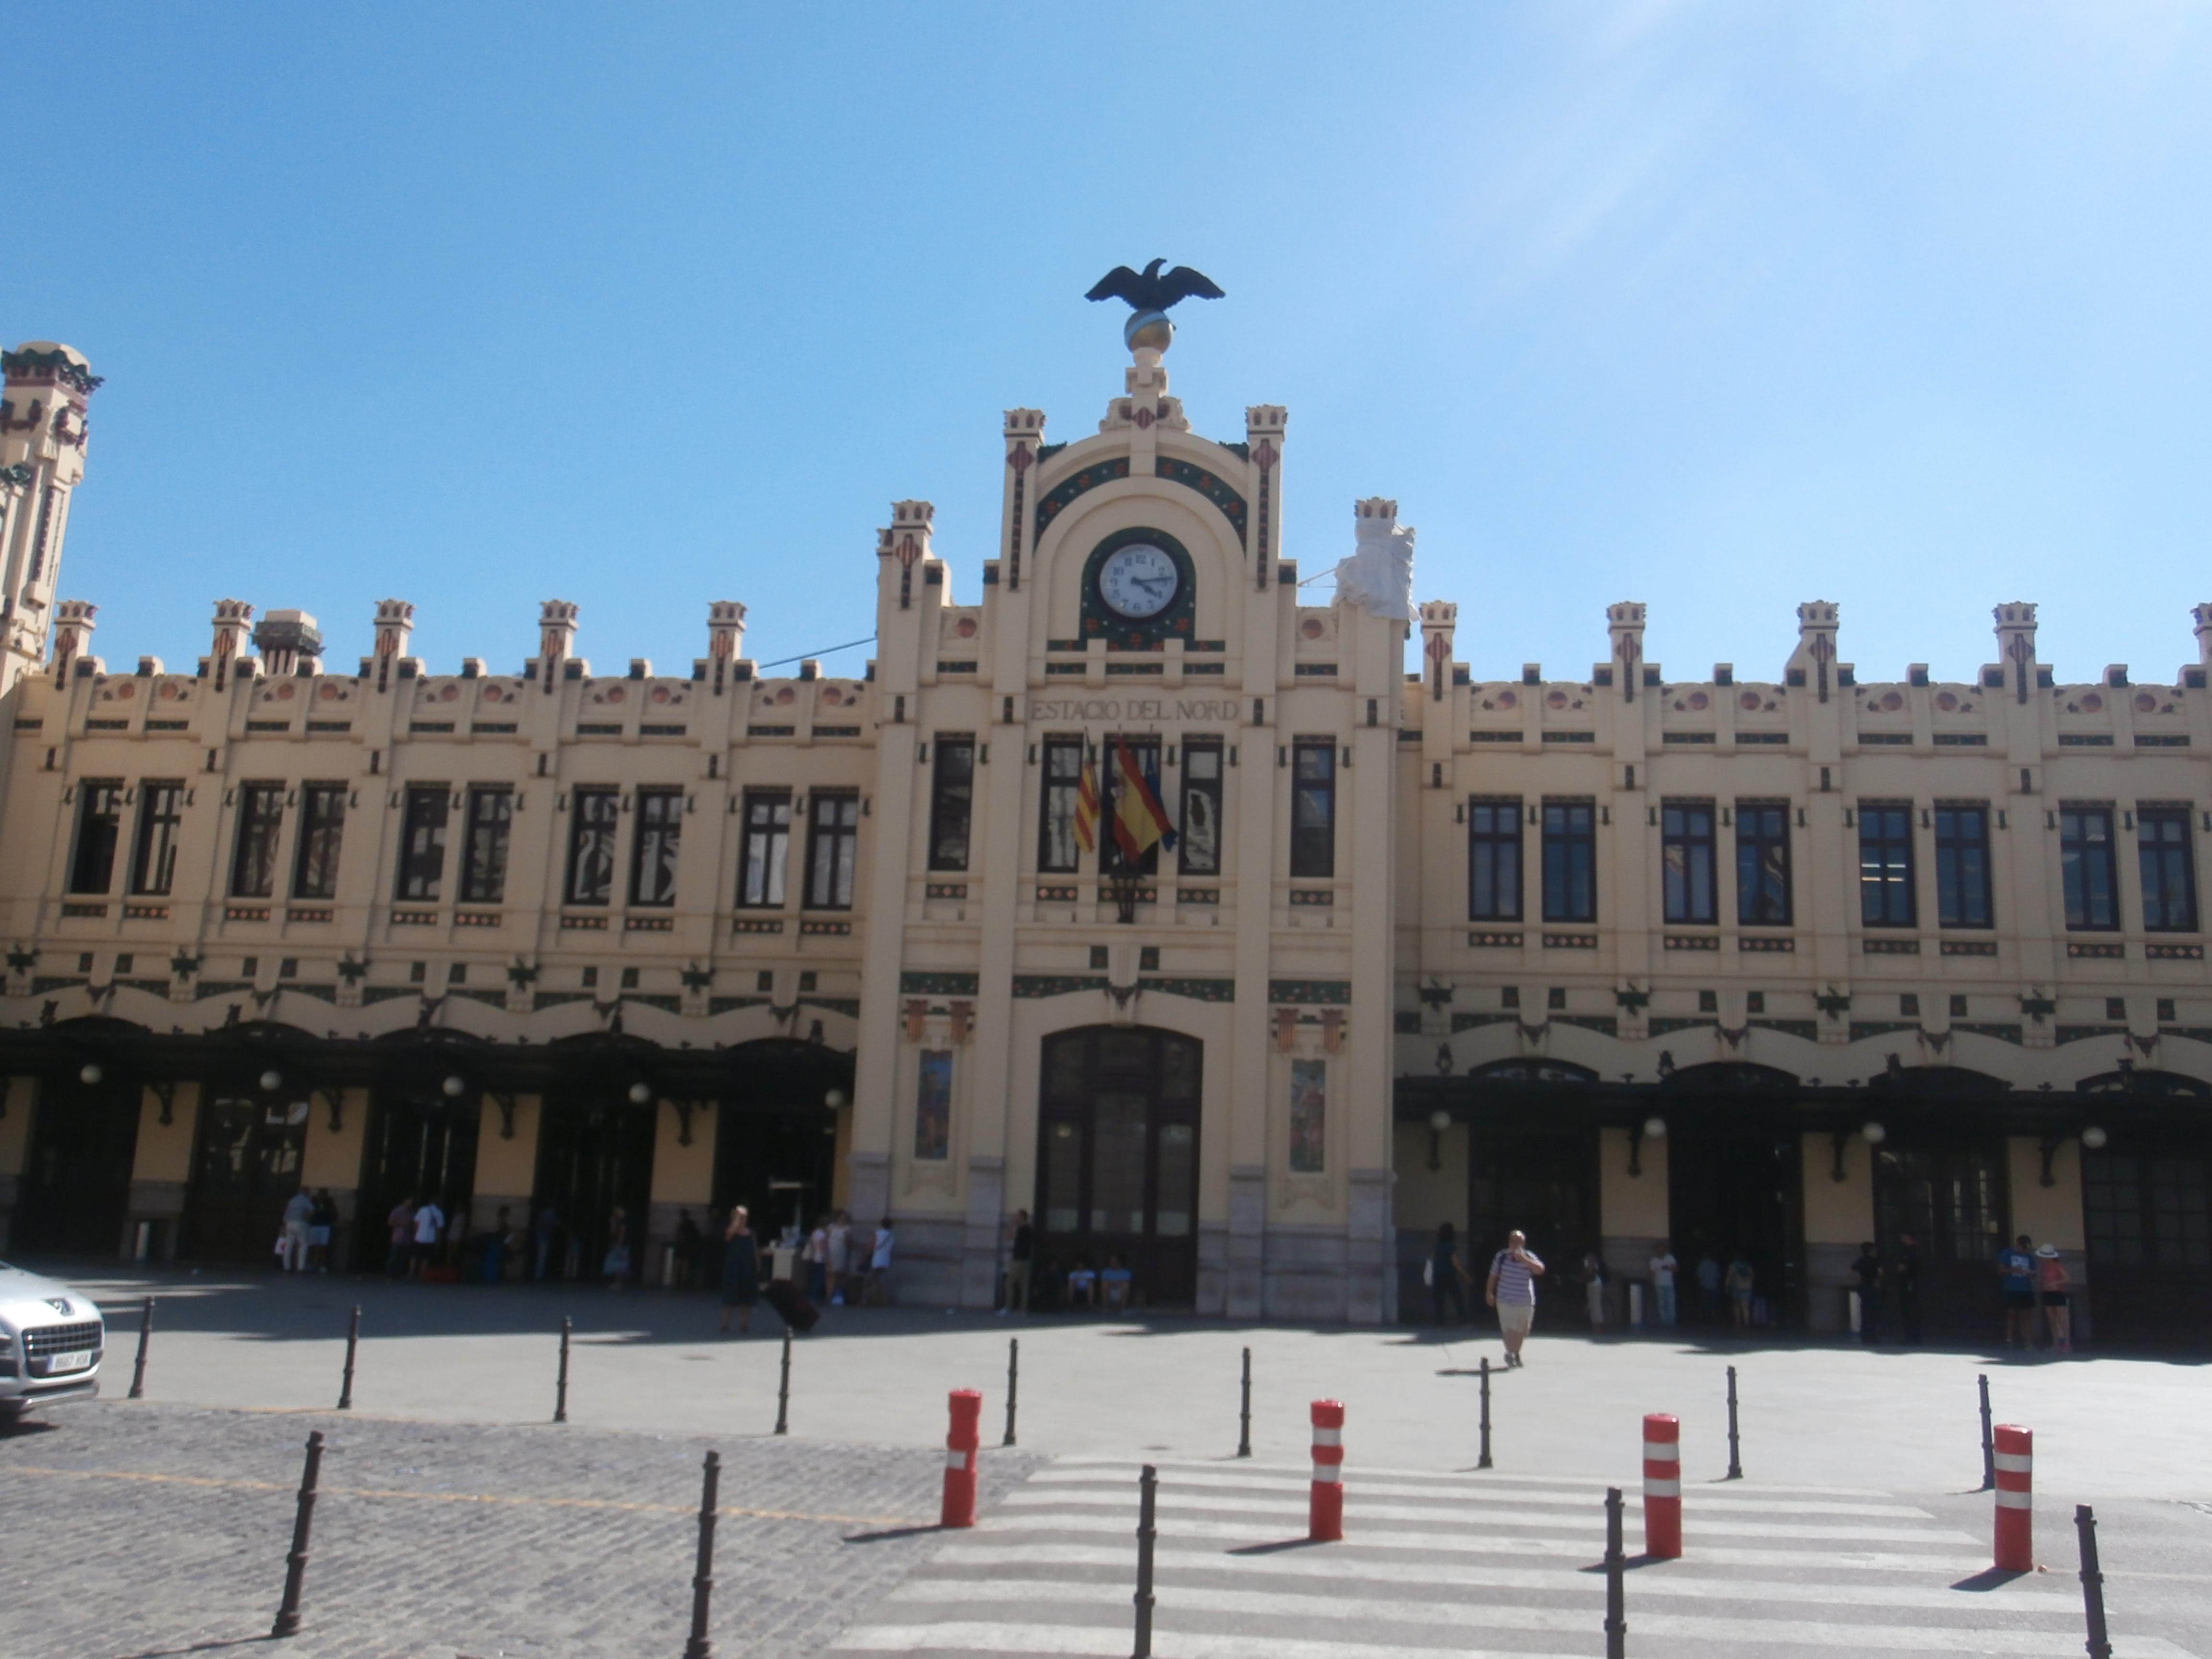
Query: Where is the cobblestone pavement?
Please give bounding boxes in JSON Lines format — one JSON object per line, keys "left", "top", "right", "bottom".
{"left": 0, "top": 1400, "right": 1038, "bottom": 1659}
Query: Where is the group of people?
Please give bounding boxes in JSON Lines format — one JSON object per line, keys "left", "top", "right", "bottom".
{"left": 997, "top": 1210, "right": 1136, "bottom": 1313}
{"left": 717, "top": 1206, "right": 894, "bottom": 1334}
{"left": 1615, "top": 1245, "right": 1760, "bottom": 1329}
{"left": 276, "top": 1187, "right": 339, "bottom": 1271}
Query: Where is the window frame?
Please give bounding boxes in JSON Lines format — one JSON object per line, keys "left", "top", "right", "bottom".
{"left": 804, "top": 791, "right": 861, "bottom": 911}
{"left": 1177, "top": 738, "right": 1224, "bottom": 878}
{"left": 1288, "top": 738, "right": 1336, "bottom": 880}
{"left": 1733, "top": 800, "right": 1792, "bottom": 927}
{"left": 292, "top": 781, "right": 349, "bottom": 901}
{"left": 1660, "top": 799, "right": 1717, "bottom": 925}
{"left": 738, "top": 789, "right": 793, "bottom": 908}
{"left": 1857, "top": 801, "right": 1916, "bottom": 928}
{"left": 2059, "top": 803, "right": 2120, "bottom": 932}
{"left": 457, "top": 784, "right": 513, "bottom": 905}
{"left": 2137, "top": 806, "right": 2199, "bottom": 933}
{"left": 1933, "top": 802, "right": 1994, "bottom": 929}
{"left": 629, "top": 786, "right": 685, "bottom": 908}
{"left": 926, "top": 735, "right": 976, "bottom": 872}
{"left": 68, "top": 777, "right": 126, "bottom": 895}
{"left": 129, "top": 779, "right": 186, "bottom": 898}
{"left": 1467, "top": 796, "right": 1523, "bottom": 922}
{"left": 393, "top": 784, "right": 449, "bottom": 903}
{"left": 565, "top": 786, "right": 619, "bottom": 906}
{"left": 1037, "top": 737, "right": 1084, "bottom": 875}
{"left": 1540, "top": 798, "right": 1597, "bottom": 924}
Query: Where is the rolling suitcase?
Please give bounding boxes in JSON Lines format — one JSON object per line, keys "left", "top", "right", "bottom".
{"left": 763, "top": 1278, "right": 820, "bottom": 1333}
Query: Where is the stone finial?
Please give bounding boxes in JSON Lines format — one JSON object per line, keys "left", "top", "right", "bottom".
{"left": 252, "top": 609, "right": 322, "bottom": 677}
{"left": 50, "top": 599, "right": 94, "bottom": 684}
{"left": 1246, "top": 404, "right": 1288, "bottom": 436}
{"left": 2192, "top": 603, "right": 2212, "bottom": 666}
{"left": 1606, "top": 601, "right": 1648, "bottom": 702}
{"left": 1790, "top": 600, "right": 1840, "bottom": 703}
{"left": 1419, "top": 601, "right": 1458, "bottom": 701}
{"left": 372, "top": 599, "right": 414, "bottom": 692}
{"left": 706, "top": 601, "right": 747, "bottom": 661}
{"left": 1003, "top": 408, "right": 1045, "bottom": 437}
{"left": 1335, "top": 499, "right": 1416, "bottom": 623}
{"left": 879, "top": 501, "right": 935, "bottom": 611}
{"left": 1994, "top": 601, "right": 2038, "bottom": 704}
{"left": 537, "top": 599, "right": 579, "bottom": 693}
{"left": 209, "top": 599, "right": 252, "bottom": 691}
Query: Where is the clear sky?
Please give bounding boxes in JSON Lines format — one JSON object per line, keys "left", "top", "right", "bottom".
{"left": 15, "top": 4, "right": 2212, "bottom": 689}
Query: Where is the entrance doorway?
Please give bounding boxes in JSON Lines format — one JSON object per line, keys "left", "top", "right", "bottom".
{"left": 532, "top": 1094, "right": 656, "bottom": 1283}
{"left": 2082, "top": 1142, "right": 2212, "bottom": 1347}
{"left": 1668, "top": 1128, "right": 1805, "bottom": 1328}
{"left": 711, "top": 1039, "right": 848, "bottom": 1286}
{"left": 1874, "top": 1140, "right": 2007, "bottom": 1344}
{"left": 1035, "top": 1026, "right": 1201, "bottom": 1309}
{"left": 11, "top": 1072, "right": 141, "bottom": 1258}
{"left": 1466, "top": 1126, "right": 1599, "bottom": 1288}
{"left": 356, "top": 1090, "right": 481, "bottom": 1273}
{"left": 182, "top": 1087, "right": 311, "bottom": 1263}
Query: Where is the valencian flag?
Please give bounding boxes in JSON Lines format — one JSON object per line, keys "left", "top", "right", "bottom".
{"left": 1073, "top": 757, "right": 1102, "bottom": 854}
{"left": 1109, "top": 738, "right": 1178, "bottom": 861}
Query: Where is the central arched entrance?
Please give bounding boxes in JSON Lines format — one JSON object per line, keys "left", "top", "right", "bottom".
{"left": 1035, "top": 1025, "right": 1201, "bottom": 1309}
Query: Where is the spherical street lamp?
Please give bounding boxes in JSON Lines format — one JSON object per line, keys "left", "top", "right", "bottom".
{"left": 1642, "top": 1116, "right": 1668, "bottom": 1140}
{"left": 78, "top": 1062, "right": 103, "bottom": 1086}
{"left": 442, "top": 1075, "right": 467, "bottom": 1099}
{"left": 259, "top": 1069, "right": 283, "bottom": 1093}
{"left": 825, "top": 1089, "right": 848, "bottom": 1109}
{"left": 628, "top": 1082, "right": 653, "bottom": 1106}
{"left": 1861, "top": 1121, "right": 1887, "bottom": 1145}
{"left": 2081, "top": 1125, "right": 2109, "bottom": 1150}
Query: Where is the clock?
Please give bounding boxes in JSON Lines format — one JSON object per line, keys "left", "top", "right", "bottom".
{"left": 1097, "top": 542, "right": 1180, "bottom": 619}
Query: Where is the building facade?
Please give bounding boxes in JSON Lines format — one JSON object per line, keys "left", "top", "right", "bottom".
{"left": 1, "top": 334, "right": 2207, "bottom": 1345}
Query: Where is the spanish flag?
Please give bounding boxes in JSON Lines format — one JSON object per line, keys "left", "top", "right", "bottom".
{"left": 1073, "top": 758, "right": 1101, "bottom": 854}
{"left": 1110, "top": 739, "right": 1178, "bottom": 861}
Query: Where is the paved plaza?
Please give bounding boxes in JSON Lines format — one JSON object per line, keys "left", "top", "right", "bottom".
{"left": 2, "top": 1262, "right": 2208, "bottom": 1657}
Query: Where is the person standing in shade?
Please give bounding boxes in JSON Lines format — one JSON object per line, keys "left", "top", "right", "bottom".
{"left": 386, "top": 1197, "right": 416, "bottom": 1279}
{"left": 1647, "top": 1242, "right": 1680, "bottom": 1328}
{"left": 719, "top": 1205, "right": 759, "bottom": 1335}
{"left": 1429, "top": 1222, "right": 1469, "bottom": 1326}
{"left": 1850, "top": 1241, "right": 1883, "bottom": 1344}
{"left": 1580, "top": 1250, "right": 1608, "bottom": 1329}
{"left": 1003, "top": 1209, "right": 1034, "bottom": 1315}
{"left": 2035, "top": 1244, "right": 2074, "bottom": 1354}
{"left": 804, "top": 1215, "right": 831, "bottom": 1304}
{"left": 1997, "top": 1233, "right": 2038, "bottom": 1350}
{"left": 532, "top": 1203, "right": 561, "bottom": 1281}
{"left": 1695, "top": 1252, "right": 1723, "bottom": 1322}
{"left": 674, "top": 1209, "right": 702, "bottom": 1288}
{"left": 1484, "top": 1229, "right": 1545, "bottom": 1368}
{"left": 1893, "top": 1232, "right": 1924, "bottom": 1344}
{"left": 603, "top": 1206, "right": 631, "bottom": 1290}
{"left": 307, "top": 1188, "right": 337, "bottom": 1273}
{"left": 410, "top": 1194, "right": 445, "bottom": 1280}
{"left": 280, "top": 1186, "right": 313, "bottom": 1273}
{"left": 827, "top": 1211, "right": 853, "bottom": 1306}
{"left": 866, "top": 1216, "right": 895, "bottom": 1305}
{"left": 1725, "top": 1253, "right": 1756, "bottom": 1329}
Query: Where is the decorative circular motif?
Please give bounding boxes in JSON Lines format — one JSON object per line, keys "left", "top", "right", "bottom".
{"left": 2137, "top": 692, "right": 2158, "bottom": 713}
{"left": 1739, "top": 691, "right": 1762, "bottom": 710}
{"left": 1300, "top": 617, "right": 1326, "bottom": 640}
{"left": 954, "top": 616, "right": 977, "bottom": 638}
{"left": 2080, "top": 692, "right": 2103, "bottom": 712}
{"left": 1097, "top": 542, "right": 1180, "bottom": 620}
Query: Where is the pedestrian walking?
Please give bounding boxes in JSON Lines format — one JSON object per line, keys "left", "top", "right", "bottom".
{"left": 1428, "top": 1222, "right": 1469, "bottom": 1326}
{"left": 866, "top": 1216, "right": 895, "bottom": 1305}
{"left": 307, "top": 1188, "right": 337, "bottom": 1273}
{"left": 409, "top": 1194, "right": 445, "bottom": 1280}
{"left": 1581, "top": 1249, "right": 1608, "bottom": 1329}
{"left": 533, "top": 1202, "right": 562, "bottom": 1281}
{"left": 1484, "top": 1229, "right": 1544, "bottom": 1368}
{"left": 1998, "top": 1233, "right": 2037, "bottom": 1349}
{"left": 1850, "top": 1240, "right": 1882, "bottom": 1344}
{"left": 827, "top": 1211, "right": 853, "bottom": 1305}
{"left": 2035, "top": 1243, "right": 2073, "bottom": 1353}
{"left": 603, "top": 1205, "right": 631, "bottom": 1289}
{"left": 1647, "top": 1242, "right": 1680, "bottom": 1327}
{"left": 386, "top": 1197, "right": 416, "bottom": 1278}
{"left": 279, "top": 1187, "right": 313, "bottom": 1273}
{"left": 719, "top": 1206, "right": 759, "bottom": 1335}
{"left": 1725, "top": 1253, "right": 1755, "bottom": 1330}
{"left": 1003, "top": 1209, "right": 1034, "bottom": 1314}
{"left": 1893, "top": 1232, "right": 1924, "bottom": 1344}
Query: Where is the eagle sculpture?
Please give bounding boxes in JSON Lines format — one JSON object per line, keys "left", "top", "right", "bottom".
{"left": 1085, "top": 259, "right": 1226, "bottom": 312}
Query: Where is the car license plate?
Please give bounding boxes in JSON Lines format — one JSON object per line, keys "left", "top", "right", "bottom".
{"left": 48, "top": 1348, "right": 93, "bottom": 1372}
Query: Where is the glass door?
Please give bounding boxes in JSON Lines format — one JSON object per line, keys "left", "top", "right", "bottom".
{"left": 183, "top": 1089, "right": 310, "bottom": 1263}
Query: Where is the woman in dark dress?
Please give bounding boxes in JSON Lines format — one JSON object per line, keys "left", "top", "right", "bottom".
{"left": 719, "top": 1205, "right": 760, "bottom": 1335}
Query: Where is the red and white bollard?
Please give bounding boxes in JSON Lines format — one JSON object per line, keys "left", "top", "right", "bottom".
{"left": 1309, "top": 1399, "right": 1345, "bottom": 1542}
{"left": 1993, "top": 1423, "right": 2032, "bottom": 1571}
{"left": 941, "top": 1388, "right": 981, "bottom": 1529}
{"left": 1642, "top": 1412, "right": 1682, "bottom": 1559}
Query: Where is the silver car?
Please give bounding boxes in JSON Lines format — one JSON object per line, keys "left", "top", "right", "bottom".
{"left": 0, "top": 1260, "right": 107, "bottom": 1424}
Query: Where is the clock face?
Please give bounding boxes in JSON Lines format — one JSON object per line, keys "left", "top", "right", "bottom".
{"left": 1097, "top": 543, "right": 1180, "bottom": 620}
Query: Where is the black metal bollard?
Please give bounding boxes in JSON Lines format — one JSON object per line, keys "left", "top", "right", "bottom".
{"left": 773, "top": 1325, "right": 792, "bottom": 1436}
{"left": 2075, "top": 1504, "right": 2113, "bottom": 1659}
{"left": 554, "top": 1315, "right": 572, "bottom": 1423}
{"left": 1235, "top": 1346, "right": 1251, "bottom": 1459}
{"left": 336, "top": 1305, "right": 360, "bottom": 1411}
{"left": 1477, "top": 1356, "right": 1493, "bottom": 1469}
{"left": 1603, "top": 1484, "right": 1626, "bottom": 1659}
{"left": 269, "top": 1430, "right": 326, "bottom": 1638}
{"left": 128, "top": 1295, "right": 154, "bottom": 1399}
{"left": 1978, "top": 1373, "right": 1996, "bottom": 1491}
{"left": 1725, "top": 1364, "right": 1743, "bottom": 1480}
{"left": 1003, "top": 1337, "right": 1019, "bottom": 1448}
{"left": 682, "top": 1449, "right": 721, "bottom": 1659}
{"left": 1132, "top": 1462, "right": 1159, "bottom": 1659}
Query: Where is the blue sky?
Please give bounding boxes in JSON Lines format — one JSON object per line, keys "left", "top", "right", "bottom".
{"left": 15, "top": 3, "right": 2212, "bottom": 688}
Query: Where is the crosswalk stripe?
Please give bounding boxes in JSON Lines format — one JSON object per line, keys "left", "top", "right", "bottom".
{"left": 1049, "top": 1457, "right": 1892, "bottom": 1498}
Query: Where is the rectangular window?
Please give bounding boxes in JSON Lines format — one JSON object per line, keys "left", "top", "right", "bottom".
{"left": 1289, "top": 739, "right": 1335, "bottom": 879}
{"left": 739, "top": 791, "right": 792, "bottom": 906}
{"left": 1287, "top": 1058, "right": 1326, "bottom": 1174}
{"left": 1541, "top": 799, "right": 1596, "bottom": 923}
{"left": 1660, "top": 800, "right": 1717, "bottom": 924}
{"left": 565, "top": 787, "right": 618, "bottom": 905}
{"left": 1038, "top": 739, "right": 1084, "bottom": 874}
{"left": 2138, "top": 807, "right": 2199, "bottom": 932}
{"left": 458, "top": 786, "right": 512, "bottom": 904}
{"left": 1467, "top": 797, "right": 1522, "bottom": 921}
{"left": 805, "top": 792, "right": 860, "bottom": 910}
{"left": 1933, "top": 804, "right": 1993, "bottom": 928}
{"left": 1102, "top": 738, "right": 1166, "bottom": 877}
{"left": 292, "top": 783, "right": 348, "bottom": 900}
{"left": 232, "top": 782, "right": 286, "bottom": 899}
{"left": 129, "top": 781, "right": 186, "bottom": 897}
{"left": 2085, "top": 1151, "right": 2211, "bottom": 1268}
{"left": 394, "top": 785, "right": 448, "bottom": 902}
{"left": 67, "top": 779, "right": 125, "bottom": 894}
{"left": 1857, "top": 803, "right": 1915, "bottom": 927}
{"left": 914, "top": 1050, "right": 952, "bottom": 1161}
{"left": 926, "top": 736, "right": 975, "bottom": 871}
{"left": 1178, "top": 739, "right": 1224, "bottom": 877}
{"left": 630, "top": 787, "right": 683, "bottom": 907}
{"left": 2060, "top": 805, "right": 2118, "bottom": 930}
{"left": 1734, "top": 802, "right": 1791, "bottom": 926}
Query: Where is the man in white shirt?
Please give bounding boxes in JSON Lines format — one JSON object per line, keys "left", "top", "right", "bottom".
{"left": 1648, "top": 1243, "right": 1680, "bottom": 1327}
{"left": 867, "top": 1217, "right": 895, "bottom": 1305}
{"left": 411, "top": 1195, "right": 446, "bottom": 1279}
{"left": 280, "top": 1187, "right": 313, "bottom": 1272}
